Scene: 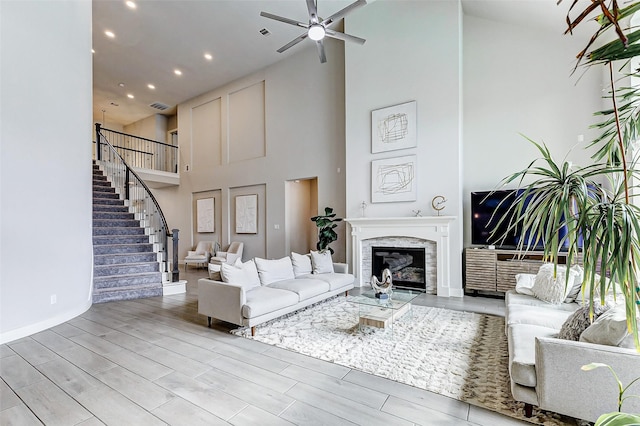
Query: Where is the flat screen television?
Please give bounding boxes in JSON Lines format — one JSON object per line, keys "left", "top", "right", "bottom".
{"left": 471, "top": 190, "right": 520, "bottom": 248}
{"left": 471, "top": 189, "right": 585, "bottom": 249}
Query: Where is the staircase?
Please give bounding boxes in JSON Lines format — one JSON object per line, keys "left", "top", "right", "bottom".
{"left": 92, "top": 162, "right": 163, "bottom": 303}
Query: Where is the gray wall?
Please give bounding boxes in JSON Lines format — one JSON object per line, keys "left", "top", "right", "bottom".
{"left": 156, "top": 40, "right": 347, "bottom": 263}
{"left": 345, "top": 0, "right": 464, "bottom": 295}
{"left": 462, "top": 14, "right": 602, "bottom": 247}
{"left": 1, "top": 0, "right": 93, "bottom": 343}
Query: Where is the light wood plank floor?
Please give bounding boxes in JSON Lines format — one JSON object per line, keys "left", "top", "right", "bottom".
{"left": 1, "top": 269, "right": 531, "bottom": 426}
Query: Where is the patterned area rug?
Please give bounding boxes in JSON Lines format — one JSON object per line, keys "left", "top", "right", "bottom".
{"left": 231, "top": 297, "right": 579, "bottom": 425}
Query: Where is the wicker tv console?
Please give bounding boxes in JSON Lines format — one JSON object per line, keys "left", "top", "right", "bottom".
{"left": 464, "top": 248, "right": 578, "bottom": 293}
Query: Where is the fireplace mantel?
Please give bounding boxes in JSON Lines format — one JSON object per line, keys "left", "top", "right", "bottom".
{"left": 345, "top": 216, "right": 457, "bottom": 297}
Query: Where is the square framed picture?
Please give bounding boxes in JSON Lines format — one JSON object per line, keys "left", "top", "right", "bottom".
{"left": 371, "top": 101, "right": 417, "bottom": 153}
{"left": 371, "top": 155, "right": 417, "bottom": 203}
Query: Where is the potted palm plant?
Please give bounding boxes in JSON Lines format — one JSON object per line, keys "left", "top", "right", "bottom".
{"left": 494, "top": 0, "right": 640, "bottom": 348}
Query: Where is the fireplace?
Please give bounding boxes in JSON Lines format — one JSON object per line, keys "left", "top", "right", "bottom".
{"left": 344, "top": 216, "right": 461, "bottom": 297}
{"left": 372, "top": 246, "right": 426, "bottom": 291}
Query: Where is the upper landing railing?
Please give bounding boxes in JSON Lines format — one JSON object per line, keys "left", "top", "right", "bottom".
{"left": 95, "top": 124, "right": 178, "bottom": 174}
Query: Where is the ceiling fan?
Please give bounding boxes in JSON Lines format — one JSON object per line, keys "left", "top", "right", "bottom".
{"left": 260, "top": 0, "right": 367, "bottom": 63}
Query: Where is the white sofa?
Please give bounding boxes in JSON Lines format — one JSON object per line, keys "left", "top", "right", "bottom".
{"left": 198, "top": 252, "right": 355, "bottom": 336}
{"left": 505, "top": 288, "right": 640, "bottom": 422}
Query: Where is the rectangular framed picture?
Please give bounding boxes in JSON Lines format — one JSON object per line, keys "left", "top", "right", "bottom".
{"left": 235, "top": 194, "right": 258, "bottom": 234}
{"left": 196, "top": 198, "right": 214, "bottom": 233}
{"left": 371, "top": 155, "right": 417, "bottom": 203}
{"left": 371, "top": 101, "right": 417, "bottom": 153}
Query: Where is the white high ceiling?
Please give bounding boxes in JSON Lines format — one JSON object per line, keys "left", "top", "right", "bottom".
{"left": 93, "top": 0, "right": 588, "bottom": 127}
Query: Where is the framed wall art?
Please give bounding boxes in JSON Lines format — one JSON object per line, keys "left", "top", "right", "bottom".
{"left": 371, "top": 100, "right": 417, "bottom": 153}
{"left": 235, "top": 194, "right": 258, "bottom": 234}
{"left": 196, "top": 197, "right": 215, "bottom": 233}
{"left": 371, "top": 155, "right": 417, "bottom": 203}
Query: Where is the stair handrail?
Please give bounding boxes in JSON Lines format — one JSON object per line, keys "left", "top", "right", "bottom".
{"left": 95, "top": 123, "right": 180, "bottom": 282}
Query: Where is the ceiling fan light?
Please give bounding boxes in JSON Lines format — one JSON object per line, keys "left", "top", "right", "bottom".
{"left": 308, "top": 24, "right": 325, "bottom": 41}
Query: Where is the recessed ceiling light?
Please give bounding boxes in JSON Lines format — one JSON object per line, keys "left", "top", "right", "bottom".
{"left": 125, "top": 1, "right": 137, "bottom": 9}
{"left": 204, "top": 53, "right": 213, "bottom": 61}
{"left": 92, "top": 48, "right": 95, "bottom": 54}
{"left": 105, "top": 30, "right": 115, "bottom": 38}
{"left": 118, "top": 82, "right": 125, "bottom": 87}
{"left": 127, "top": 93, "right": 134, "bottom": 99}
{"left": 174, "top": 69, "right": 182, "bottom": 76}
{"left": 147, "top": 84, "right": 155, "bottom": 90}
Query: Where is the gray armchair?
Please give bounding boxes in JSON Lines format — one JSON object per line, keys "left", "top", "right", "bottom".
{"left": 210, "top": 242, "right": 244, "bottom": 266}
{"left": 184, "top": 241, "right": 213, "bottom": 271}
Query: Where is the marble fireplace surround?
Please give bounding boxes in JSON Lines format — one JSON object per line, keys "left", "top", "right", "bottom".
{"left": 345, "top": 216, "right": 457, "bottom": 297}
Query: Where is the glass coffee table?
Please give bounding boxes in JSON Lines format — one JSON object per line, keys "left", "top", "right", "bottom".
{"left": 348, "top": 289, "right": 422, "bottom": 335}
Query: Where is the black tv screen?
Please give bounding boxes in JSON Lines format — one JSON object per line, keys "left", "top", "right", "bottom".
{"left": 471, "top": 189, "right": 585, "bottom": 249}
{"left": 471, "top": 190, "right": 519, "bottom": 247}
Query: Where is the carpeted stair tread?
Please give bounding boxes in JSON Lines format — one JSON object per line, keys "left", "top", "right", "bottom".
{"left": 93, "top": 192, "right": 120, "bottom": 200}
{"left": 93, "top": 205, "right": 130, "bottom": 213}
{"left": 94, "top": 252, "right": 157, "bottom": 265}
{"left": 93, "top": 271, "right": 162, "bottom": 289}
{"left": 93, "top": 243, "right": 153, "bottom": 255}
{"left": 93, "top": 227, "right": 146, "bottom": 236}
{"left": 94, "top": 262, "right": 159, "bottom": 276}
{"left": 93, "top": 186, "right": 116, "bottom": 193}
{"left": 93, "top": 211, "right": 135, "bottom": 220}
{"left": 92, "top": 286, "right": 163, "bottom": 304}
{"left": 93, "top": 219, "right": 141, "bottom": 227}
{"left": 92, "top": 198, "right": 124, "bottom": 205}
{"left": 93, "top": 235, "right": 150, "bottom": 245}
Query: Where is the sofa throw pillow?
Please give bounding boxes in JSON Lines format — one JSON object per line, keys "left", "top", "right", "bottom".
{"left": 579, "top": 304, "right": 634, "bottom": 347}
{"left": 254, "top": 256, "right": 295, "bottom": 285}
{"left": 563, "top": 264, "right": 584, "bottom": 303}
{"left": 220, "top": 260, "right": 260, "bottom": 290}
{"left": 557, "top": 303, "right": 609, "bottom": 341}
{"left": 291, "top": 252, "right": 312, "bottom": 277}
{"left": 531, "top": 263, "right": 578, "bottom": 304}
{"left": 515, "top": 273, "right": 536, "bottom": 296}
{"left": 310, "top": 250, "right": 334, "bottom": 274}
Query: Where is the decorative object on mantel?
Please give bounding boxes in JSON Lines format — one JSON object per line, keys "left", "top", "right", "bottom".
{"left": 431, "top": 195, "right": 447, "bottom": 216}
{"left": 311, "top": 206, "right": 342, "bottom": 254}
{"left": 412, "top": 209, "right": 422, "bottom": 217}
{"left": 370, "top": 268, "right": 393, "bottom": 299}
{"left": 360, "top": 201, "right": 367, "bottom": 217}
{"left": 371, "top": 100, "right": 417, "bottom": 153}
{"left": 371, "top": 155, "right": 417, "bottom": 203}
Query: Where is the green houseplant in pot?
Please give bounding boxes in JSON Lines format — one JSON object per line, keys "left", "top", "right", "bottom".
{"left": 311, "top": 207, "right": 342, "bottom": 255}
{"left": 493, "top": 0, "right": 640, "bottom": 347}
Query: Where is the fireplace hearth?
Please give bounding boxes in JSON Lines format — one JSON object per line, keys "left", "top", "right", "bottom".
{"left": 372, "top": 246, "right": 426, "bottom": 291}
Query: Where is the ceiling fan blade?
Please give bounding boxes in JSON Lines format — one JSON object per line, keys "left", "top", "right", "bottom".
{"left": 277, "top": 32, "right": 309, "bottom": 53}
{"left": 325, "top": 28, "right": 366, "bottom": 45}
{"left": 322, "top": 0, "right": 367, "bottom": 27}
{"left": 316, "top": 40, "right": 327, "bottom": 63}
{"left": 306, "top": 0, "right": 319, "bottom": 23}
{"left": 260, "top": 11, "right": 308, "bottom": 29}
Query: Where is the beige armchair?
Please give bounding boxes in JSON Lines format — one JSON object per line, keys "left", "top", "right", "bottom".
{"left": 209, "top": 242, "right": 244, "bottom": 266}
{"left": 184, "top": 241, "right": 213, "bottom": 271}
